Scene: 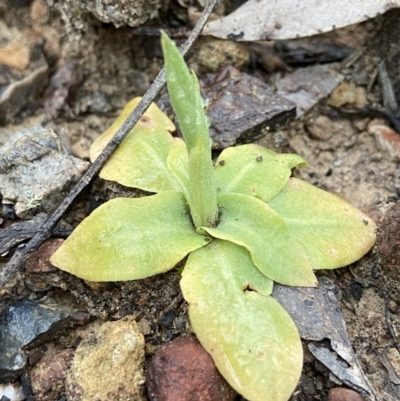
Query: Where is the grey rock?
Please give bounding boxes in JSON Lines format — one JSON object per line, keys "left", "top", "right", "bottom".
{"left": 0, "top": 125, "right": 89, "bottom": 218}
{"left": 48, "top": 0, "right": 166, "bottom": 29}
{"left": 159, "top": 66, "right": 296, "bottom": 150}
{"left": 276, "top": 64, "right": 343, "bottom": 117}
{"left": 272, "top": 279, "right": 373, "bottom": 399}
{"left": 201, "top": 66, "right": 296, "bottom": 149}
{"left": 0, "top": 297, "right": 72, "bottom": 381}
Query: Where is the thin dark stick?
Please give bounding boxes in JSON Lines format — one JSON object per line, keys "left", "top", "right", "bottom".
{"left": 0, "top": 0, "right": 219, "bottom": 291}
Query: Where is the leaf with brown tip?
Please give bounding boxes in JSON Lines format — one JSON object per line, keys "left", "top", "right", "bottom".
{"left": 268, "top": 178, "right": 376, "bottom": 269}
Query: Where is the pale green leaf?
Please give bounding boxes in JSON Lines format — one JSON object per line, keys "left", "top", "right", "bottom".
{"left": 90, "top": 97, "right": 181, "bottom": 193}
{"left": 268, "top": 178, "right": 376, "bottom": 269}
{"left": 162, "top": 32, "right": 218, "bottom": 227}
{"left": 201, "top": 193, "right": 317, "bottom": 286}
{"left": 187, "top": 136, "right": 219, "bottom": 228}
{"left": 50, "top": 191, "right": 207, "bottom": 281}
{"left": 181, "top": 240, "right": 302, "bottom": 401}
{"left": 161, "top": 32, "right": 211, "bottom": 152}
{"left": 167, "top": 137, "right": 190, "bottom": 197}
{"left": 215, "top": 144, "right": 306, "bottom": 202}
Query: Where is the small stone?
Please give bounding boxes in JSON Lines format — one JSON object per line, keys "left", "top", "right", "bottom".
{"left": 146, "top": 335, "right": 236, "bottom": 401}
{"left": 0, "top": 40, "right": 30, "bottom": 71}
{"left": 0, "top": 297, "right": 72, "bottom": 381}
{"left": 306, "top": 116, "right": 334, "bottom": 141}
{"left": 192, "top": 37, "right": 249, "bottom": 74}
{"left": 368, "top": 119, "right": 400, "bottom": 161}
{"left": 328, "top": 387, "right": 365, "bottom": 401}
{"left": 25, "top": 238, "right": 64, "bottom": 273}
{"left": 65, "top": 316, "right": 145, "bottom": 401}
{"left": 0, "top": 382, "right": 25, "bottom": 401}
{"left": 328, "top": 81, "right": 358, "bottom": 108}
{"left": 30, "top": 348, "right": 75, "bottom": 401}
{"left": 355, "top": 87, "right": 368, "bottom": 108}
{"left": 277, "top": 64, "right": 343, "bottom": 116}
{"left": 30, "top": 0, "right": 49, "bottom": 25}
{"left": 158, "top": 310, "right": 176, "bottom": 328}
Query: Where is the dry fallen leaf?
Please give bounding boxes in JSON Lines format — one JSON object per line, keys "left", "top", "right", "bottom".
{"left": 203, "top": 0, "right": 399, "bottom": 41}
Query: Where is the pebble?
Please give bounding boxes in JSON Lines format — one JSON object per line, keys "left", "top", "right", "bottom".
{"left": 368, "top": 119, "right": 400, "bottom": 162}
{"left": 146, "top": 335, "right": 236, "bottom": 401}
{"left": 328, "top": 387, "right": 366, "bottom": 401}
{"left": 25, "top": 238, "right": 64, "bottom": 273}
{"left": 0, "top": 382, "right": 25, "bottom": 401}
{"left": 65, "top": 316, "right": 145, "bottom": 401}
{"left": 30, "top": 0, "right": 50, "bottom": 25}
{"left": 277, "top": 64, "right": 343, "bottom": 117}
{"left": 306, "top": 115, "right": 334, "bottom": 141}
{"left": 30, "top": 348, "right": 75, "bottom": 401}
{"left": 328, "top": 81, "right": 368, "bottom": 108}
{"left": 0, "top": 297, "right": 72, "bottom": 381}
{"left": 192, "top": 37, "right": 249, "bottom": 73}
{"left": 329, "top": 82, "right": 357, "bottom": 107}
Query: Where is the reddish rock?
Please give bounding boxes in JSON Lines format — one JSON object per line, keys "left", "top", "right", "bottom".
{"left": 328, "top": 387, "right": 365, "bottom": 401}
{"left": 146, "top": 335, "right": 236, "bottom": 401}
{"left": 25, "top": 238, "right": 64, "bottom": 273}
{"left": 30, "top": 348, "right": 75, "bottom": 401}
{"left": 368, "top": 119, "right": 400, "bottom": 162}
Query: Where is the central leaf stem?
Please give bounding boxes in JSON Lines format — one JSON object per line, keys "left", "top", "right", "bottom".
{"left": 161, "top": 32, "right": 219, "bottom": 228}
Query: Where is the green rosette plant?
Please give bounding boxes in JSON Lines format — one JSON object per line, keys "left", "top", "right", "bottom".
{"left": 51, "top": 33, "right": 376, "bottom": 401}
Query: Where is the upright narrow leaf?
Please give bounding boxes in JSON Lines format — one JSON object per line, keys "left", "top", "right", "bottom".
{"left": 167, "top": 137, "right": 190, "bottom": 199}
{"left": 181, "top": 240, "right": 302, "bottom": 401}
{"left": 161, "top": 32, "right": 211, "bottom": 152}
{"left": 50, "top": 191, "right": 207, "bottom": 281}
{"left": 201, "top": 193, "right": 317, "bottom": 286}
{"left": 268, "top": 178, "right": 376, "bottom": 269}
{"left": 161, "top": 32, "right": 218, "bottom": 227}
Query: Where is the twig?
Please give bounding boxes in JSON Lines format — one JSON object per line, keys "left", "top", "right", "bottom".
{"left": 0, "top": 0, "right": 219, "bottom": 292}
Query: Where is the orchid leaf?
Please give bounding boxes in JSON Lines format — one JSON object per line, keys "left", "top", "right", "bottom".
{"left": 215, "top": 144, "right": 307, "bottom": 202}
{"left": 187, "top": 136, "right": 219, "bottom": 228}
{"left": 89, "top": 97, "right": 181, "bottom": 193}
{"left": 201, "top": 193, "right": 317, "bottom": 287}
{"left": 161, "top": 32, "right": 218, "bottom": 227}
{"left": 161, "top": 32, "right": 211, "bottom": 152}
{"left": 50, "top": 191, "right": 207, "bottom": 281}
{"left": 181, "top": 240, "right": 302, "bottom": 401}
{"left": 167, "top": 137, "right": 190, "bottom": 197}
{"left": 268, "top": 178, "right": 376, "bottom": 269}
